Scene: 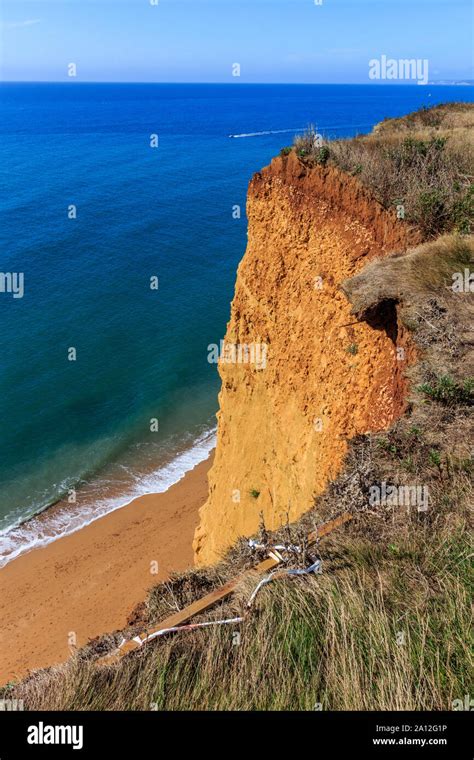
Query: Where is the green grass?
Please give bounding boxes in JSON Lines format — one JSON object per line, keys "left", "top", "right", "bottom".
{"left": 418, "top": 375, "right": 474, "bottom": 406}
{"left": 5, "top": 515, "right": 471, "bottom": 711}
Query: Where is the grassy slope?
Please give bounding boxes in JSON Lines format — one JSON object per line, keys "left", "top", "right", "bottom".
{"left": 293, "top": 102, "right": 474, "bottom": 238}
{"left": 4, "top": 104, "right": 473, "bottom": 711}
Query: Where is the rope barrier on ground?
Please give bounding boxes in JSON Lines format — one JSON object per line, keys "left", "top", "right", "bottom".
{"left": 96, "top": 511, "right": 352, "bottom": 666}
{"left": 245, "top": 559, "right": 322, "bottom": 607}
{"left": 123, "top": 558, "right": 323, "bottom": 649}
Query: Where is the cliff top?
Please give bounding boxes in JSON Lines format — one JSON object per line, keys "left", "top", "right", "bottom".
{"left": 373, "top": 101, "right": 474, "bottom": 134}
{"left": 290, "top": 102, "right": 473, "bottom": 238}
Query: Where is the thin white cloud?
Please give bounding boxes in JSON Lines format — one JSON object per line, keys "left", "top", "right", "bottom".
{"left": 3, "top": 19, "right": 41, "bottom": 30}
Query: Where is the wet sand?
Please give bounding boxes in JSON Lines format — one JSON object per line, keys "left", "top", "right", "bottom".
{"left": 0, "top": 454, "right": 212, "bottom": 684}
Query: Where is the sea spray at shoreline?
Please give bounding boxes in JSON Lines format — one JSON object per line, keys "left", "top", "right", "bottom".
{"left": 0, "top": 427, "right": 216, "bottom": 568}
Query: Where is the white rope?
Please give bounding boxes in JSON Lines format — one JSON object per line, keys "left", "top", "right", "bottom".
{"left": 246, "top": 560, "right": 322, "bottom": 608}
{"left": 129, "top": 559, "right": 322, "bottom": 649}
{"left": 248, "top": 539, "right": 302, "bottom": 553}
{"left": 137, "top": 617, "right": 245, "bottom": 647}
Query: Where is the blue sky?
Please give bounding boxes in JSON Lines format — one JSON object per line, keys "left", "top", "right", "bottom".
{"left": 1, "top": 0, "right": 472, "bottom": 83}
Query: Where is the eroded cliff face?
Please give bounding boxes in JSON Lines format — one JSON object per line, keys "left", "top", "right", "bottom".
{"left": 194, "top": 151, "right": 420, "bottom": 566}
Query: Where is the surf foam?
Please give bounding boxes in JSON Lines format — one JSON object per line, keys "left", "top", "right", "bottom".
{"left": 0, "top": 427, "right": 216, "bottom": 568}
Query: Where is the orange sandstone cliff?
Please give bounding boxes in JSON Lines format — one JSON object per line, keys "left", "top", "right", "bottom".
{"left": 194, "top": 151, "right": 421, "bottom": 566}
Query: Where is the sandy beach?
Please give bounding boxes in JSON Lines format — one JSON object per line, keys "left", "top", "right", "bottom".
{"left": 0, "top": 454, "right": 212, "bottom": 685}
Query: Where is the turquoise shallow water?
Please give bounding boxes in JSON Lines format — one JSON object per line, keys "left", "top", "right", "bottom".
{"left": 0, "top": 83, "right": 472, "bottom": 563}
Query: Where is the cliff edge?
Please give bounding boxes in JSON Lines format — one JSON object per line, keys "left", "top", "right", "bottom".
{"left": 194, "top": 151, "right": 420, "bottom": 565}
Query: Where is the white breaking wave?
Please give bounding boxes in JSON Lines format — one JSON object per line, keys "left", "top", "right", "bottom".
{"left": 0, "top": 427, "right": 216, "bottom": 568}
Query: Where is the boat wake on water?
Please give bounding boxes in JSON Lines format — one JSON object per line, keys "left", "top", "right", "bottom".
{"left": 229, "top": 128, "right": 304, "bottom": 138}
{"left": 228, "top": 123, "right": 374, "bottom": 138}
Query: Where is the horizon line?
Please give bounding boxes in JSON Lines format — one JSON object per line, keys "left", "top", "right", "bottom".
{"left": 1, "top": 80, "right": 472, "bottom": 86}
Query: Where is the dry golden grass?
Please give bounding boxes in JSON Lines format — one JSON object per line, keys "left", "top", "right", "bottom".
{"left": 293, "top": 103, "right": 474, "bottom": 238}
{"left": 341, "top": 234, "right": 474, "bottom": 313}
{"left": 373, "top": 102, "right": 474, "bottom": 134}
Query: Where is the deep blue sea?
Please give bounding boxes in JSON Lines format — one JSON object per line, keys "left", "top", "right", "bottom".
{"left": 0, "top": 83, "right": 472, "bottom": 564}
